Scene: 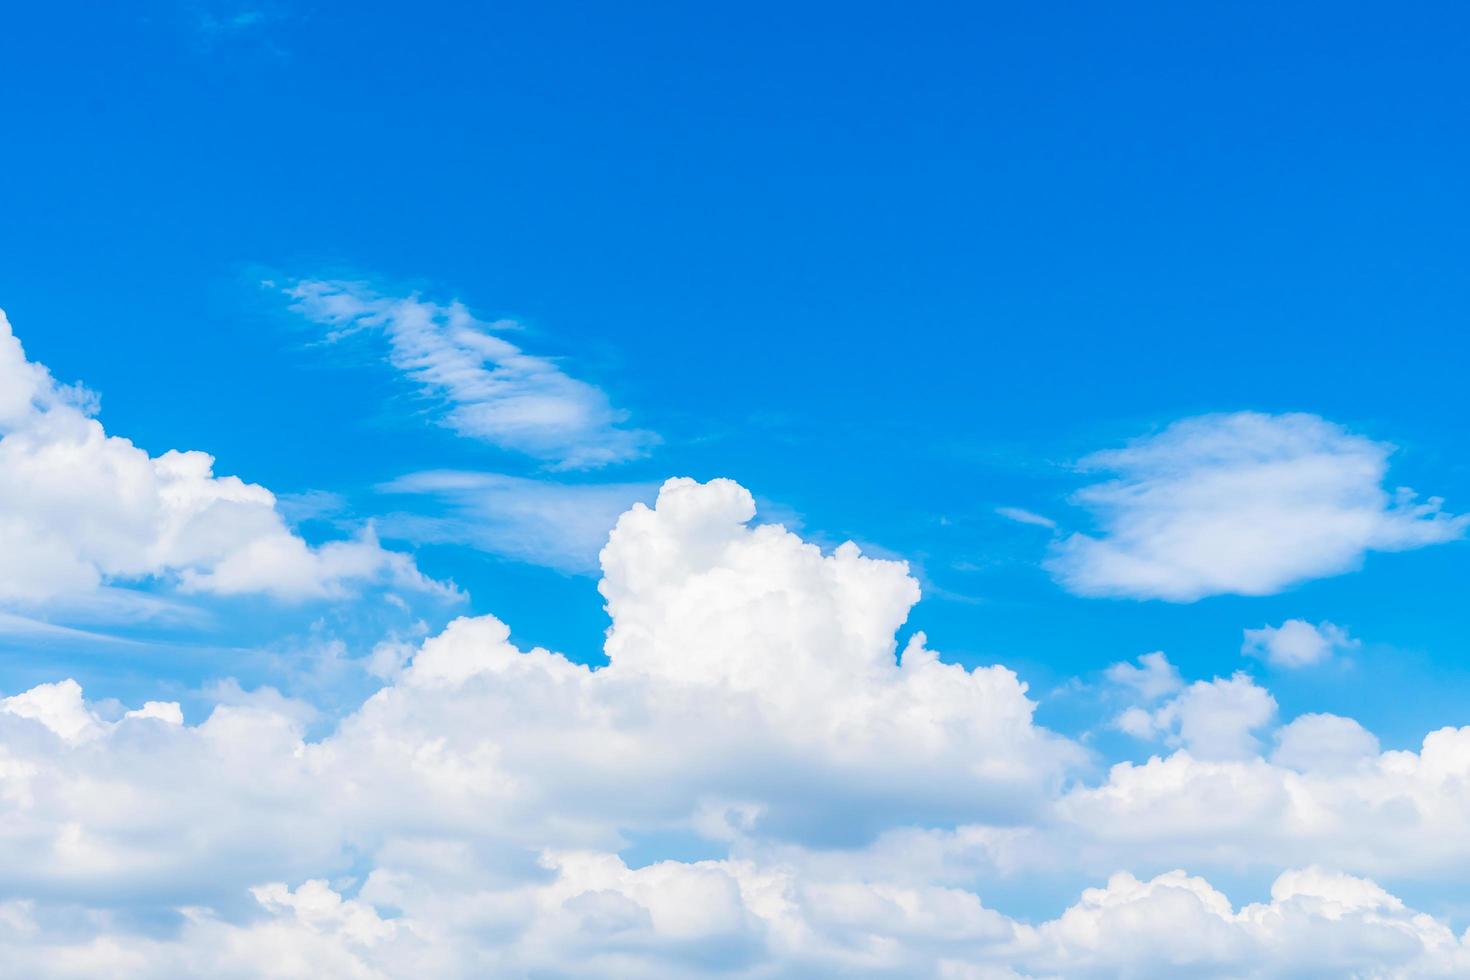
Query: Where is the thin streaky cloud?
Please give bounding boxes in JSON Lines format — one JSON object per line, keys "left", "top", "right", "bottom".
{"left": 0, "top": 612, "right": 137, "bottom": 645}
{"left": 995, "top": 505, "right": 1057, "bottom": 529}
{"left": 284, "top": 279, "right": 658, "bottom": 469}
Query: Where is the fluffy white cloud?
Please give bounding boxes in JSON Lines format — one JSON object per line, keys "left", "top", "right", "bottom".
{"left": 331, "top": 477, "right": 1080, "bottom": 847}
{"left": 284, "top": 280, "right": 657, "bottom": 469}
{"left": 0, "top": 478, "right": 1075, "bottom": 903}
{"left": 0, "top": 848, "right": 1465, "bottom": 977}
{"left": 4, "top": 476, "right": 1470, "bottom": 977}
{"left": 0, "top": 309, "right": 452, "bottom": 606}
{"left": 1243, "top": 619, "right": 1357, "bottom": 668}
{"left": 1057, "top": 721, "right": 1470, "bottom": 879}
{"left": 1105, "top": 650, "right": 1182, "bottom": 701}
{"left": 1022, "top": 866, "right": 1470, "bottom": 979}
{"left": 1113, "top": 666, "right": 1278, "bottom": 761}
{"left": 1271, "top": 713, "right": 1380, "bottom": 773}
{"left": 1046, "top": 412, "right": 1465, "bottom": 601}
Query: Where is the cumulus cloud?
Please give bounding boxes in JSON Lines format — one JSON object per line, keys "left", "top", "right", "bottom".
{"left": 1271, "top": 713, "right": 1380, "bottom": 773}
{"left": 341, "top": 477, "right": 1080, "bottom": 845}
{"left": 1112, "top": 666, "right": 1277, "bottom": 761}
{"left": 284, "top": 280, "right": 657, "bottom": 469}
{"left": 1243, "top": 619, "right": 1357, "bottom": 668}
{"left": 1046, "top": 412, "right": 1465, "bottom": 601}
{"left": 0, "top": 479, "right": 1075, "bottom": 903}
{"left": 1022, "top": 866, "right": 1470, "bottom": 979}
{"left": 3, "top": 476, "right": 1470, "bottom": 976}
{"left": 0, "top": 845, "right": 1465, "bottom": 977}
{"left": 1105, "top": 650, "right": 1183, "bottom": 701}
{"left": 1056, "top": 720, "right": 1470, "bottom": 879}
{"left": 0, "top": 309, "right": 453, "bottom": 606}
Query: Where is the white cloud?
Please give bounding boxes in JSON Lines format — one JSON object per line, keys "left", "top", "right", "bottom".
{"left": 1056, "top": 720, "right": 1470, "bottom": 879}
{"left": 1271, "top": 713, "right": 1379, "bottom": 773}
{"left": 3, "top": 476, "right": 1470, "bottom": 976}
{"left": 284, "top": 280, "right": 657, "bottom": 469}
{"left": 1105, "top": 651, "right": 1182, "bottom": 701}
{"left": 1243, "top": 619, "right": 1357, "bottom": 668}
{"left": 377, "top": 471, "right": 654, "bottom": 574}
{"left": 1112, "top": 669, "right": 1277, "bottom": 761}
{"left": 0, "top": 478, "right": 1076, "bottom": 905}
{"left": 1046, "top": 413, "right": 1465, "bottom": 601}
{"left": 995, "top": 506, "right": 1056, "bottom": 529}
{"left": 1023, "top": 866, "right": 1470, "bottom": 979}
{"left": 0, "top": 309, "right": 454, "bottom": 607}
{"left": 0, "top": 847, "right": 1464, "bottom": 977}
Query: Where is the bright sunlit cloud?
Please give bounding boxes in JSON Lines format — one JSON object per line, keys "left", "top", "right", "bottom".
{"left": 1046, "top": 412, "right": 1465, "bottom": 601}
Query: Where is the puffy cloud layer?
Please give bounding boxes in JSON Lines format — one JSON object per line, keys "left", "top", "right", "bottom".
{"left": 1057, "top": 721, "right": 1470, "bottom": 878}
{"left": 0, "top": 310, "right": 450, "bottom": 606}
{"left": 4, "top": 477, "right": 1470, "bottom": 976}
{"left": 0, "top": 847, "right": 1466, "bottom": 978}
{"left": 0, "top": 477, "right": 1074, "bottom": 903}
{"left": 285, "top": 280, "right": 657, "bottom": 469}
{"left": 1047, "top": 412, "right": 1465, "bottom": 601}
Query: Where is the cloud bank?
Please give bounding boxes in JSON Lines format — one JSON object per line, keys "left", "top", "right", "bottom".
{"left": 4, "top": 311, "right": 1468, "bottom": 976}
{"left": 4, "top": 477, "right": 1470, "bottom": 976}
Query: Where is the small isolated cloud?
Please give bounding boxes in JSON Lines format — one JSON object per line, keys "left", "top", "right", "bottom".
{"left": 1243, "top": 619, "right": 1357, "bottom": 668}
{"left": 0, "top": 308, "right": 453, "bottom": 608}
{"left": 1046, "top": 412, "right": 1465, "bottom": 601}
{"left": 995, "top": 506, "right": 1056, "bottom": 529}
{"left": 284, "top": 279, "right": 658, "bottom": 469}
{"left": 377, "top": 471, "right": 655, "bottom": 574}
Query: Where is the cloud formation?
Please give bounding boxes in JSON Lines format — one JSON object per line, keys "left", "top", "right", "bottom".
{"left": 1046, "top": 412, "right": 1465, "bottom": 601}
{"left": 1116, "top": 669, "right": 1278, "bottom": 761}
{"left": 1243, "top": 619, "right": 1357, "bottom": 668}
{"left": 0, "top": 310, "right": 451, "bottom": 607}
{"left": 377, "top": 470, "right": 653, "bottom": 574}
{"left": 3, "top": 477, "right": 1470, "bottom": 976}
{"left": 285, "top": 280, "right": 657, "bottom": 469}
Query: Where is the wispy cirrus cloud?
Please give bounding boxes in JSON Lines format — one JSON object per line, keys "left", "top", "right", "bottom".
{"left": 284, "top": 279, "right": 658, "bottom": 469}
{"left": 995, "top": 505, "right": 1057, "bottom": 529}
{"left": 377, "top": 471, "right": 655, "bottom": 574}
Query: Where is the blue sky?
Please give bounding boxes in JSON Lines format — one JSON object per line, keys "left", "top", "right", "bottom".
{"left": 5, "top": 0, "right": 1468, "bottom": 737}
{"left": 3, "top": 3, "right": 1470, "bottom": 976}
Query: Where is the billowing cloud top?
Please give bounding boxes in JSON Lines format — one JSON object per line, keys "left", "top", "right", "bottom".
{"left": 0, "top": 310, "right": 451, "bottom": 605}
